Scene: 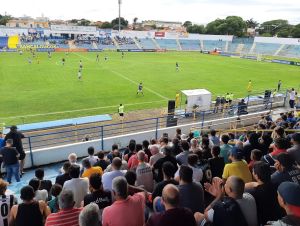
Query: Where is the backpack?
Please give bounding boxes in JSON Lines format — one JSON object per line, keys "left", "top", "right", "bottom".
{"left": 213, "top": 197, "right": 248, "bottom": 226}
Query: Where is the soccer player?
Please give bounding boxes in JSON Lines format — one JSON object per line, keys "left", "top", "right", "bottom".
{"left": 104, "top": 55, "right": 108, "bottom": 61}
{"left": 62, "top": 58, "right": 65, "bottom": 66}
{"left": 176, "top": 62, "right": 179, "bottom": 71}
{"left": 277, "top": 80, "right": 282, "bottom": 91}
{"left": 79, "top": 60, "right": 83, "bottom": 70}
{"left": 247, "top": 80, "right": 252, "bottom": 93}
{"left": 78, "top": 70, "right": 82, "bottom": 80}
{"left": 27, "top": 57, "right": 32, "bottom": 64}
{"left": 96, "top": 54, "right": 99, "bottom": 62}
{"left": 121, "top": 52, "right": 124, "bottom": 59}
{"left": 48, "top": 51, "right": 51, "bottom": 59}
{"left": 118, "top": 104, "right": 124, "bottom": 120}
{"left": 137, "top": 82, "right": 144, "bottom": 96}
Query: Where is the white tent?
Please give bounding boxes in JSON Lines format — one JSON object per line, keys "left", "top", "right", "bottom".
{"left": 181, "top": 89, "right": 212, "bottom": 112}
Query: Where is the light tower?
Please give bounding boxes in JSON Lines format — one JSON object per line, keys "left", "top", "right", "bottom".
{"left": 118, "top": 0, "right": 122, "bottom": 32}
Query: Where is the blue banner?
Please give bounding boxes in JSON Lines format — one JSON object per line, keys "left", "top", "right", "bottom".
{"left": 88, "top": 49, "right": 103, "bottom": 52}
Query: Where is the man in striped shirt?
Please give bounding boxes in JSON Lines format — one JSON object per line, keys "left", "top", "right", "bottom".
{"left": 45, "top": 190, "right": 82, "bottom": 226}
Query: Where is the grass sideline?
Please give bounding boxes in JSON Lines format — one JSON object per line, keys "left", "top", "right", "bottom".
{"left": 0, "top": 51, "right": 299, "bottom": 125}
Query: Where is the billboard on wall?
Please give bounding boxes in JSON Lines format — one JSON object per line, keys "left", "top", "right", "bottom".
{"left": 155, "top": 32, "right": 165, "bottom": 37}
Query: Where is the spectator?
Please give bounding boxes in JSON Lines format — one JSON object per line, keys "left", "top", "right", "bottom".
{"left": 63, "top": 164, "right": 89, "bottom": 208}
{"left": 220, "top": 134, "right": 232, "bottom": 163}
{"left": 267, "top": 182, "right": 300, "bottom": 225}
{"left": 84, "top": 146, "right": 98, "bottom": 166}
{"left": 4, "top": 126, "right": 26, "bottom": 174}
{"left": 260, "top": 134, "right": 273, "bottom": 155}
{"left": 105, "top": 150, "right": 128, "bottom": 172}
{"left": 84, "top": 173, "right": 112, "bottom": 211}
{"left": 171, "top": 138, "right": 183, "bottom": 156}
{"left": 243, "top": 133, "right": 264, "bottom": 163}
{"left": 222, "top": 147, "right": 252, "bottom": 183}
{"left": 0, "top": 132, "right": 5, "bottom": 148}
{"left": 94, "top": 151, "right": 109, "bottom": 171}
{"left": 107, "top": 144, "right": 119, "bottom": 163}
{"left": 66, "top": 153, "right": 81, "bottom": 170}
{"left": 45, "top": 190, "right": 82, "bottom": 226}
{"left": 175, "top": 154, "right": 203, "bottom": 183}
{"left": 287, "top": 133, "right": 300, "bottom": 165}
{"left": 55, "top": 162, "right": 72, "bottom": 186}
{"left": 152, "top": 162, "right": 178, "bottom": 201}
{"left": 176, "top": 140, "right": 191, "bottom": 165}
{"left": 9, "top": 185, "right": 50, "bottom": 226}
{"left": 81, "top": 159, "right": 103, "bottom": 178}
{"left": 102, "top": 157, "right": 126, "bottom": 191}
{"left": 271, "top": 153, "right": 300, "bottom": 188}
{"left": 47, "top": 184, "right": 62, "bottom": 213}
{"left": 153, "top": 146, "right": 178, "bottom": 183}
{"left": 102, "top": 176, "right": 146, "bottom": 226}
{"left": 210, "top": 129, "right": 220, "bottom": 146}
{"left": 175, "top": 128, "right": 182, "bottom": 140}
{"left": 263, "top": 138, "right": 289, "bottom": 165}
{"left": 245, "top": 161, "right": 283, "bottom": 225}
{"left": 124, "top": 170, "right": 137, "bottom": 186}
{"left": 195, "top": 176, "right": 251, "bottom": 226}
{"left": 146, "top": 184, "right": 196, "bottom": 226}
{"left": 200, "top": 137, "right": 212, "bottom": 159}
{"left": 0, "top": 139, "right": 20, "bottom": 183}
{"left": 149, "top": 144, "right": 164, "bottom": 166}
{"left": 248, "top": 149, "right": 263, "bottom": 172}
{"left": 190, "top": 138, "right": 201, "bottom": 153}
{"left": 143, "top": 140, "right": 152, "bottom": 157}
{"left": 208, "top": 145, "right": 225, "bottom": 178}
{"left": 136, "top": 151, "right": 154, "bottom": 192}
{"left": 79, "top": 203, "right": 101, "bottom": 226}
{"left": 178, "top": 165, "right": 204, "bottom": 213}
{"left": 29, "top": 178, "right": 48, "bottom": 202}
{"left": 128, "top": 145, "right": 149, "bottom": 170}
{"left": 159, "top": 137, "right": 169, "bottom": 150}
{"left": 123, "top": 142, "right": 136, "bottom": 162}
{"left": 0, "top": 179, "right": 17, "bottom": 224}
{"left": 35, "top": 168, "right": 52, "bottom": 197}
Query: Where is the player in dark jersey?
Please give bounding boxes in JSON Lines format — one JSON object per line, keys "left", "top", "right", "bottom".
{"left": 62, "top": 58, "right": 65, "bottom": 66}
{"left": 96, "top": 54, "right": 99, "bottom": 62}
{"left": 121, "top": 52, "right": 124, "bottom": 59}
{"left": 176, "top": 62, "right": 179, "bottom": 71}
{"left": 137, "top": 82, "right": 144, "bottom": 96}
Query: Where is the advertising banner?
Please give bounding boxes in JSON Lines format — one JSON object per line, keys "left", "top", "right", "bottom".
{"left": 18, "top": 44, "right": 57, "bottom": 49}
{"left": 88, "top": 49, "right": 103, "bottom": 52}
{"left": 155, "top": 32, "right": 165, "bottom": 38}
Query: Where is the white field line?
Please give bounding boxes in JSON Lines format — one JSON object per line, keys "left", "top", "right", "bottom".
{"left": 0, "top": 100, "right": 166, "bottom": 120}
{"left": 72, "top": 52, "right": 169, "bottom": 100}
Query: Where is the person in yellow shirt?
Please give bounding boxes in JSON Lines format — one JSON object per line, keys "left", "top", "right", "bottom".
{"left": 81, "top": 159, "right": 103, "bottom": 178}
{"left": 247, "top": 80, "right": 252, "bottom": 93}
{"left": 175, "top": 92, "right": 180, "bottom": 108}
{"left": 222, "top": 147, "right": 252, "bottom": 183}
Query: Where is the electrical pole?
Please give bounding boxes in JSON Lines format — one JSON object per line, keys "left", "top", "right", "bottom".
{"left": 118, "top": 0, "right": 122, "bottom": 32}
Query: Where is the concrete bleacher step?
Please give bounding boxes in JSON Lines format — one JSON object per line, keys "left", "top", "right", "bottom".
{"left": 274, "top": 44, "right": 285, "bottom": 56}
{"left": 152, "top": 38, "right": 160, "bottom": 49}
{"left": 225, "top": 41, "right": 229, "bottom": 52}
{"left": 112, "top": 37, "right": 120, "bottom": 49}
{"left": 235, "top": 44, "right": 244, "bottom": 53}
{"left": 92, "top": 42, "right": 98, "bottom": 49}
{"left": 176, "top": 39, "right": 182, "bottom": 51}
{"left": 249, "top": 42, "right": 256, "bottom": 54}
{"left": 133, "top": 38, "right": 142, "bottom": 49}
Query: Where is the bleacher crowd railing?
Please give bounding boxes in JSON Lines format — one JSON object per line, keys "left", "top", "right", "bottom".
{"left": 20, "top": 94, "right": 289, "bottom": 167}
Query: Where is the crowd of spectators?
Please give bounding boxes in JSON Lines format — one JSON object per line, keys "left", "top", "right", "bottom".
{"left": 114, "top": 36, "right": 135, "bottom": 45}
{"left": 0, "top": 110, "right": 300, "bottom": 226}
{"left": 98, "top": 37, "right": 114, "bottom": 46}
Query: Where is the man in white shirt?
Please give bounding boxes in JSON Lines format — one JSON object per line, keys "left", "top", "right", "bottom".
{"left": 136, "top": 151, "right": 154, "bottom": 192}
{"left": 289, "top": 88, "right": 296, "bottom": 108}
{"left": 102, "top": 157, "right": 126, "bottom": 191}
{"left": 63, "top": 164, "right": 89, "bottom": 208}
{"left": 149, "top": 145, "right": 164, "bottom": 166}
{"left": 84, "top": 146, "right": 99, "bottom": 166}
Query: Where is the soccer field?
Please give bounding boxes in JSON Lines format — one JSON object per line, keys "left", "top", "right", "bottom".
{"left": 0, "top": 51, "right": 299, "bottom": 125}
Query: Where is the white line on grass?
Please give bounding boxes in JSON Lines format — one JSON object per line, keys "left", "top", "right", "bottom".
{"left": 72, "top": 52, "right": 169, "bottom": 100}
{"left": 0, "top": 100, "right": 166, "bottom": 120}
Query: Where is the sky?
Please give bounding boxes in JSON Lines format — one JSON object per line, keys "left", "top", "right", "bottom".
{"left": 1, "top": 0, "right": 300, "bottom": 25}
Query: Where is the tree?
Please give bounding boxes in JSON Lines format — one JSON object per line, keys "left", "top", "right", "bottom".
{"left": 133, "top": 17, "right": 138, "bottom": 24}
{"left": 225, "top": 16, "right": 247, "bottom": 37}
{"left": 259, "top": 19, "right": 289, "bottom": 36}
{"left": 246, "top": 18, "right": 259, "bottom": 28}
{"left": 183, "top": 21, "right": 192, "bottom": 28}
{"left": 0, "top": 14, "right": 12, "bottom": 26}
{"left": 78, "top": 19, "right": 91, "bottom": 26}
{"left": 205, "top": 19, "right": 225, "bottom": 35}
{"left": 101, "top": 22, "right": 113, "bottom": 29}
{"left": 187, "top": 24, "right": 205, "bottom": 34}
{"left": 291, "top": 24, "right": 300, "bottom": 38}
{"left": 111, "top": 17, "right": 128, "bottom": 30}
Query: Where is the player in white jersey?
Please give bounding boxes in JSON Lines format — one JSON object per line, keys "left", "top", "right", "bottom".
{"left": 78, "top": 70, "right": 82, "bottom": 80}
{"left": 137, "top": 82, "right": 144, "bottom": 96}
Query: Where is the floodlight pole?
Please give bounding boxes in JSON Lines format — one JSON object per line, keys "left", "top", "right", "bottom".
{"left": 118, "top": 0, "right": 122, "bottom": 32}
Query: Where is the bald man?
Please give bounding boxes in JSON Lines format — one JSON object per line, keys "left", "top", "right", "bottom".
{"left": 146, "top": 184, "right": 196, "bottom": 226}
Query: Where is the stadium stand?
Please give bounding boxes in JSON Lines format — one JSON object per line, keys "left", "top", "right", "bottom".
{"left": 252, "top": 42, "right": 282, "bottom": 56}
{"left": 139, "top": 38, "right": 157, "bottom": 49}
{"left": 179, "top": 39, "right": 201, "bottom": 51}
{"left": 155, "top": 38, "right": 178, "bottom": 50}
{"left": 203, "top": 40, "right": 226, "bottom": 51}
{"left": 278, "top": 45, "right": 300, "bottom": 58}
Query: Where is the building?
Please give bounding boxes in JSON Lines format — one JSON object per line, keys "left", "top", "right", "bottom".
{"left": 142, "top": 20, "right": 182, "bottom": 30}
{"left": 6, "top": 16, "right": 49, "bottom": 28}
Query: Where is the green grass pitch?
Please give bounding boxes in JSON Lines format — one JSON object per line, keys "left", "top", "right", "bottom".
{"left": 0, "top": 51, "right": 299, "bottom": 125}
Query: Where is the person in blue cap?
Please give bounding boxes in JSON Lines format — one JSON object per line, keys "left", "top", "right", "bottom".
{"left": 267, "top": 182, "right": 300, "bottom": 225}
